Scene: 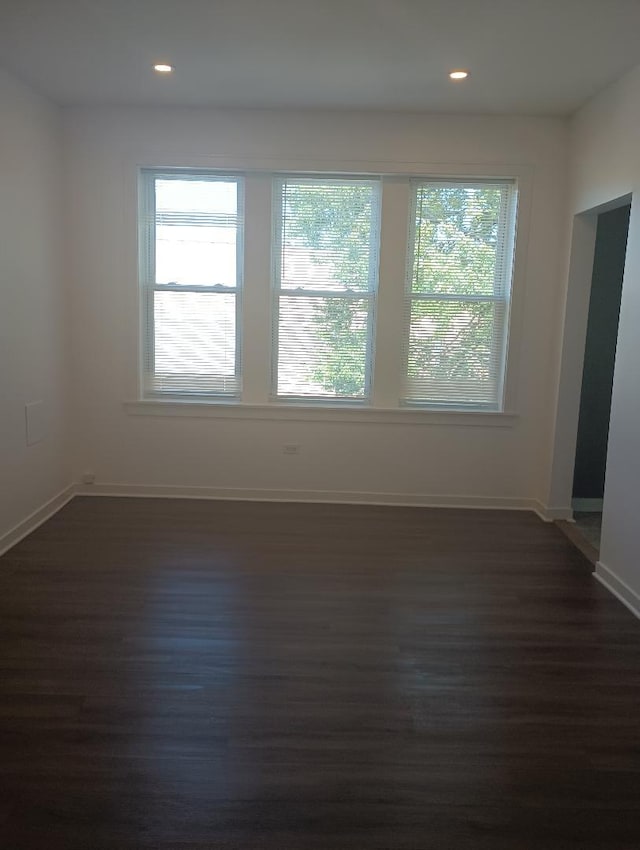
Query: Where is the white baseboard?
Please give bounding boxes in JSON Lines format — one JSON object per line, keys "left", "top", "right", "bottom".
{"left": 75, "top": 482, "right": 543, "bottom": 513}
{"left": 572, "top": 498, "right": 604, "bottom": 512}
{"left": 0, "top": 483, "right": 76, "bottom": 558}
{"left": 532, "top": 502, "right": 573, "bottom": 522}
{"left": 594, "top": 561, "right": 640, "bottom": 620}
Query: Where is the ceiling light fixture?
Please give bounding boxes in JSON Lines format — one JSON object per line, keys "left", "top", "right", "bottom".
{"left": 449, "top": 70, "right": 469, "bottom": 80}
{"left": 153, "top": 63, "right": 174, "bottom": 74}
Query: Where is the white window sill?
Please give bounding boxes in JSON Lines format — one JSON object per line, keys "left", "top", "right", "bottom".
{"left": 124, "top": 400, "right": 518, "bottom": 427}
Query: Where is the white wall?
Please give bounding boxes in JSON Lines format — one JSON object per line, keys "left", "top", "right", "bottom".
{"left": 64, "top": 106, "right": 568, "bottom": 508}
{"left": 0, "top": 67, "right": 72, "bottom": 546}
{"left": 568, "top": 64, "right": 640, "bottom": 605}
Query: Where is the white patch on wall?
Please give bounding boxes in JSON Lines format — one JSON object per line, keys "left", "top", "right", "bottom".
{"left": 25, "top": 400, "right": 47, "bottom": 446}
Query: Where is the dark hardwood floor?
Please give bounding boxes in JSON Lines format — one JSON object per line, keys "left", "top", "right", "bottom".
{"left": 1, "top": 497, "right": 640, "bottom": 849}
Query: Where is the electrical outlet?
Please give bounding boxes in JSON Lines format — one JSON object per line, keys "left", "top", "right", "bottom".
{"left": 81, "top": 471, "right": 96, "bottom": 485}
{"left": 283, "top": 444, "right": 300, "bottom": 455}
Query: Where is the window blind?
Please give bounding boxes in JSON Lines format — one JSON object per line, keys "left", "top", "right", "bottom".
{"left": 272, "top": 177, "right": 380, "bottom": 400}
{"left": 403, "top": 180, "right": 517, "bottom": 409}
{"left": 140, "top": 170, "right": 243, "bottom": 397}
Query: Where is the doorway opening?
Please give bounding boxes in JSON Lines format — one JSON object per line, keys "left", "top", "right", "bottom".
{"left": 570, "top": 203, "right": 630, "bottom": 558}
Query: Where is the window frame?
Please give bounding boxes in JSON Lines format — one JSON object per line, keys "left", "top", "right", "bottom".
{"left": 131, "top": 160, "right": 530, "bottom": 424}
{"left": 402, "top": 178, "right": 518, "bottom": 412}
{"left": 138, "top": 168, "right": 245, "bottom": 400}
{"left": 270, "top": 175, "right": 382, "bottom": 404}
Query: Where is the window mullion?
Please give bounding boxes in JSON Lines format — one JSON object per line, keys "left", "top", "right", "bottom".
{"left": 241, "top": 174, "right": 273, "bottom": 404}
{"left": 372, "top": 177, "right": 411, "bottom": 408}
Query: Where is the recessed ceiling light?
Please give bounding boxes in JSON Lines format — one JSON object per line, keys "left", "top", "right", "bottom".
{"left": 449, "top": 70, "right": 469, "bottom": 80}
{"left": 153, "top": 63, "right": 174, "bottom": 74}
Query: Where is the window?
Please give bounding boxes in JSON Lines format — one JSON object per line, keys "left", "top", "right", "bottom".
{"left": 139, "top": 170, "right": 243, "bottom": 397}
{"left": 403, "top": 180, "right": 517, "bottom": 410}
{"left": 137, "top": 168, "right": 520, "bottom": 415}
{"left": 272, "top": 177, "right": 381, "bottom": 401}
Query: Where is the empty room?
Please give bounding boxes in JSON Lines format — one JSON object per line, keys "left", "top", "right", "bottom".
{"left": 2, "top": 1, "right": 640, "bottom": 847}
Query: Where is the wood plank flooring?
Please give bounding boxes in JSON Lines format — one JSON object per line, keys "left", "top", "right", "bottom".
{"left": 1, "top": 497, "right": 640, "bottom": 849}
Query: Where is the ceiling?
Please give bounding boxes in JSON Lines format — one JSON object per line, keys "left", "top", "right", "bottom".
{"left": 1, "top": 0, "right": 639, "bottom": 115}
